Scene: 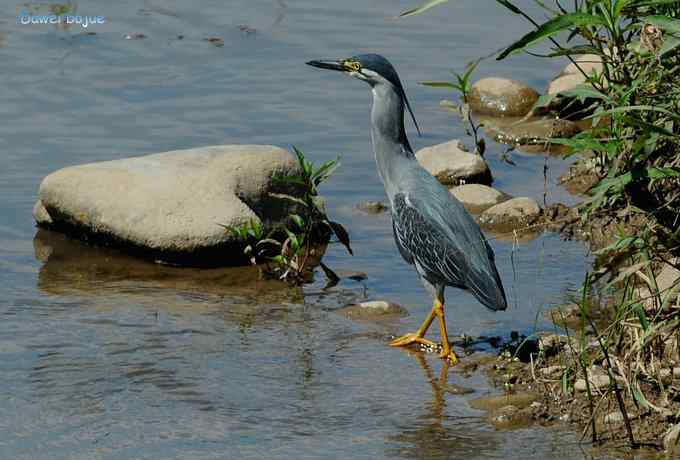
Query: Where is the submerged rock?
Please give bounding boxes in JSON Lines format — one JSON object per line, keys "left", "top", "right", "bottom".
{"left": 356, "top": 200, "right": 389, "bottom": 214}
{"left": 469, "top": 392, "right": 538, "bottom": 412}
{"left": 488, "top": 404, "right": 534, "bottom": 430}
{"left": 468, "top": 77, "right": 539, "bottom": 117}
{"left": 337, "top": 300, "right": 408, "bottom": 320}
{"left": 34, "top": 145, "right": 308, "bottom": 266}
{"left": 416, "top": 140, "right": 492, "bottom": 186}
{"left": 450, "top": 184, "right": 509, "bottom": 214}
{"left": 484, "top": 117, "right": 581, "bottom": 146}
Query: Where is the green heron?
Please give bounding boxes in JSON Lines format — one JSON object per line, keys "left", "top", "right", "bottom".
{"left": 307, "top": 54, "right": 507, "bottom": 363}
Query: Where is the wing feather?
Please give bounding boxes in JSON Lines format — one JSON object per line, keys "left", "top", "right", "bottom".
{"left": 391, "top": 176, "right": 507, "bottom": 311}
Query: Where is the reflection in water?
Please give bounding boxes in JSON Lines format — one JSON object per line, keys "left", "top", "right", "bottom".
{"left": 34, "top": 228, "right": 304, "bottom": 306}
{"left": 386, "top": 350, "right": 499, "bottom": 458}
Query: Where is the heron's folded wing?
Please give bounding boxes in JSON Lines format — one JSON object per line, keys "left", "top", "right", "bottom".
{"left": 392, "top": 188, "right": 507, "bottom": 311}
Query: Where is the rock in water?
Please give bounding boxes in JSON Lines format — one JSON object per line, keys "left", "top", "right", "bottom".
{"left": 450, "top": 184, "right": 509, "bottom": 213}
{"left": 33, "top": 145, "right": 306, "bottom": 265}
{"left": 468, "top": 78, "right": 539, "bottom": 117}
{"left": 416, "top": 140, "right": 492, "bottom": 186}
{"left": 478, "top": 197, "right": 542, "bottom": 231}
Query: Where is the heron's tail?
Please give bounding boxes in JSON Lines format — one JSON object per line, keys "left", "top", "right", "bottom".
{"left": 466, "top": 264, "right": 507, "bottom": 312}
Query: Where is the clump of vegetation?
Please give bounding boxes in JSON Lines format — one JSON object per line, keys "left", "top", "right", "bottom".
{"left": 422, "top": 61, "right": 486, "bottom": 157}
{"left": 224, "top": 147, "right": 351, "bottom": 285}
{"left": 402, "top": 0, "right": 680, "bottom": 448}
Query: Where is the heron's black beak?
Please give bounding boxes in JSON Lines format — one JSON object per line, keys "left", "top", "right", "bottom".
{"left": 306, "top": 60, "right": 346, "bottom": 72}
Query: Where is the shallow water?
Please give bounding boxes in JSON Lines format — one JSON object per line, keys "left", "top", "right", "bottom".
{"left": 0, "top": 0, "right": 616, "bottom": 458}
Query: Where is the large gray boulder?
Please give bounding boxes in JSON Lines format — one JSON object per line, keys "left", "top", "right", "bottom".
{"left": 33, "top": 145, "right": 307, "bottom": 265}
{"left": 416, "top": 140, "right": 492, "bottom": 186}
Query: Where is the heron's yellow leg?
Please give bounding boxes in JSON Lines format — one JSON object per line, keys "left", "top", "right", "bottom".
{"left": 389, "top": 300, "right": 439, "bottom": 348}
{"left": 435, "top": 300, "right": 459, "bottom": 365}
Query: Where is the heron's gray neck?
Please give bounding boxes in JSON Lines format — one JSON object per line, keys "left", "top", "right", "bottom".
{"left": 369, "top": 83, "right": 416, "bottom": 198}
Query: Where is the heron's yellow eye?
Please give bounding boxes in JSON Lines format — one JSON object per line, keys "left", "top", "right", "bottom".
{"left": 343, "top": 60, "right": 362, "bottom": 72}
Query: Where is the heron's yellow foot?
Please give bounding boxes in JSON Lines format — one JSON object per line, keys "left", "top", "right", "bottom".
{"left": 439, "top": 348, "right": 459, "bottom": 365}
{"left": 389, "top": 333, "right": 438, "bottom": 349}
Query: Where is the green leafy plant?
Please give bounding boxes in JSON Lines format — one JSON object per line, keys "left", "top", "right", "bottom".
{"left": 224, "top": 147, "right": 351, "bottom": 285}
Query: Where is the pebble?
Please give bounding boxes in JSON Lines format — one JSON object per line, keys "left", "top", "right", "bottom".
{"left": 540, "top": 365, "right": 565, "bottom": 377}
{"left": 603, "top": 411, "right": 624, "bottom": 424}
{"left": 664, "top": 423, "right": 680, "bottom": 453}
{"left": 337, "top": 300, "right": 408, "bottom": 321}
{"left": 574, "top": 373, "right": 612, "bottom": 391}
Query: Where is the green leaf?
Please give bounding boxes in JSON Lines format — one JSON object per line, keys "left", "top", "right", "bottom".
{"left": 634, "top": 303, "right": 650, "bottom": 331}
{"left": 587, "top": 105, "right": 680, "bottom": 123}
{"left": 494, "top": 0, "right": 523, "bottom": 15}
{"left": 614, "top": 0, "right": 635, "bottom": 17}
{"left": 399, "top": 0, "right": 449, "bottom": 17}
{"left": 531, "top": 93, "right": 559, "bottom": 110}
{"left": 543, "top": 44, "right": 602, "bottom": 57}
{"left": 325, "top": 220, "right": 353, "bottom": 255}
{"left": 290, "top": 214, "right": 305, "bottom": 230}
{"left": 661, "top": 34, "right": 680, "bottom": 56}
{"left": 319, "top": 261, "right": 341, "bottom": 286}
{"left": 421, "top": 81, "right": 459, "bottom": 89}
{"left": 560, "top": 84, "right": 607, "bottom": 101}
{"left": 646, "top": 166, "right": 680, "bottom": 179}
{"left": 630, "top": 0, "right": 680, "bottom": 7}
{"left": 498, "top": 13, "right": 607, "bottom": 60}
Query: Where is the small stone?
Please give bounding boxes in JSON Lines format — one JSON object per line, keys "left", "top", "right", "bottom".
{"left": 538, "top": 334, "right": 566, "bottom": 356}
{"left": 337, "top": 300, "right": 408, "bottom": 321}
{"left": 204, "top": 37, "right": 224, "bottom": 47}
{"left": 656, "top": 259, "right": 680, "bottom": 306}
{"left": 450, "top": 184, "right": 510, "bottom": 214}
{"left": 484, "top": 197, "right": 541, "bottom": 219}
{"left": 478, "top": 197, "right": 542, "bottom": 232}
{"left": 540, "top": 365, "right": 565, "bottom": 377}
{"left": 356, "top": 200, "right": 389, "bottom": 214}
{"left": 416, "top": 140, "right": 492, "bottom": 186}
{"left": 660, "top": 368, "right": 673, "bottom": 385}
{"left": 547, "top": 55, "right": 604, "bottom": 96}
{"left": 547, "top": 73, "right": 586, "bottom": 96}
{"left": 603, "top": 411, "right": 624, "bottom": 424}
{"left": 665, "top": 424, "right": 680, "bottom": 454}
{"left": 468, "top": 78, "right": 540, "bottom": 117}
{"left": 124, "top": 33, "right": 146, "bottom": 40}
{"left": 562, "top": 54, "right": 604, "bottom": 77}
{"left": 238, "top": 24, "right": 256, "bottom": 34}
{"left": 574, "top": 373, "right": 613, "bottom": 392}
